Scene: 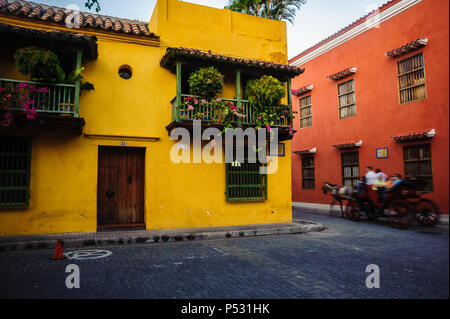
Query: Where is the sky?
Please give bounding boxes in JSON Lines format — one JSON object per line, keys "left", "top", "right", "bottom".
{"left": 40, "top": 0, "right": 388, "bottom": 59}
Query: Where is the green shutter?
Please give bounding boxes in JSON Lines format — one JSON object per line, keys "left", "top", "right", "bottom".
{"left": 0, "top": 136, "right": 32, "bottom": 207}
{"left": 226, "top": 159, "right": 267, "bottom": 202}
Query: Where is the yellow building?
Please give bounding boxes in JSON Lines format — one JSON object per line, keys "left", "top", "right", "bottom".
{"left": 0, "top": 0, "right": 304, "bottom": 236}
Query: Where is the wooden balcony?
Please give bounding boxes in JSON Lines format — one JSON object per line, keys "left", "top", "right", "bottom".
{"left": 170, "top": 94, "right": 292, "bottom": 127}
{"left": 0, "top": 78, "right": 85, "bottom": 134}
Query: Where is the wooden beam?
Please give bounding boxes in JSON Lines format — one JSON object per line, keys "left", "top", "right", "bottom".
{"left": 175, "top": 61, "right": 182, "bottom": 121}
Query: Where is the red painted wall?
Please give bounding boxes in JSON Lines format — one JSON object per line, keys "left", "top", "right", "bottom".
{"left": 290, "top": 0, "right": 449, "bottom": 213}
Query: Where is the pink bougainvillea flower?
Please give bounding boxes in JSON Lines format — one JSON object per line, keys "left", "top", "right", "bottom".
{"left": 194, "top": 99, "right": 199, "bottom": 105}
{"left": 291, "top": 89, "right": 297, "bottom": 95}
{"left": 266, "top": 125, "right": 272, "bottom": 133}
{"left": 186, "top": 97, "right": 191, "bottom": 101}
{"left": 40, "top": 87, "right": 49, "bottom": 93}
{"left": 187, "top": 105, "right": 194, "bottom": 111}
{"left": 230, "top": 106, "right": 237, "bottom": 111}
{"left": 284, "top": 110, "right": 289, "bottom": 113}
{"left": 258, "top": 116, "right": 262, "bottom": 120}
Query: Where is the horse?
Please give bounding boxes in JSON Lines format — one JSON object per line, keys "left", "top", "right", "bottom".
{"left": 322, "top": 182, "right": 355, "bottom": 217}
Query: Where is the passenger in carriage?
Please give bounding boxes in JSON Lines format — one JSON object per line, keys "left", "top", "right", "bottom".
{"left": 365, "top": 166, "right": 378, "bottom": 185}
{"left": 372, "top": 174, "right": 387, "bottom": 202}
{"left": 386, "top": 174, "right": 403, "bottom": 190}
{"left": 375, "top": 168, "right": 388, "bottom": 182}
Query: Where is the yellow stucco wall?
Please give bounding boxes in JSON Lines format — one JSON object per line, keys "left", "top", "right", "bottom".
{"left": 0, "top": 0, "right": 292, "bottom": 236}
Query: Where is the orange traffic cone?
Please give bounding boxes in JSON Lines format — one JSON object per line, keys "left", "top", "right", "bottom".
{"left": 51, "top": 240, "right": 66, "bottom": 260}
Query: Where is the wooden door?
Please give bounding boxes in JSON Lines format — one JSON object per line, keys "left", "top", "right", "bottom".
{"left": 97, "top": 147, "right": 145, "bottom": 228}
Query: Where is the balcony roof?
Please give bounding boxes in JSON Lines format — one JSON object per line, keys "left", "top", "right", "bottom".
{"left": 0, "top": 22, "right": 98, "bottom": 59}
{"left": 160, "top": 47, "right": 305, "bottom": 82}
{"left": 0, "top": 0, "right": 158, "bottom": 40}
{"left": 328, "top": 67, "right": 357, "bottom": 81}
{"left": 294, "top": 147, "right": 317, "bottom": 155}
{"left": 391, "top": 128, "right": 435, "bottom": 142}
{"left": 385, "top": 38, "right": 428, "bottom": 58}
{"left": 291, "top": 84, "right": 313, "bottom": 96}
{"left": 332, "top": 140, "right": 363, "bottom": 150}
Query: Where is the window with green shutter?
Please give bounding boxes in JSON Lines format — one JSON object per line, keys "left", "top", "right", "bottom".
{"left": 0, "top": 136, "right": 32, "bottom": 207}
{"left": 226, "top": 148, "right": 267, "bottom": 202}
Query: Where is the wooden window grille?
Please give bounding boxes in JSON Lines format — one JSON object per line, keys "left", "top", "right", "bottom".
{"left": 341, "top": 151, "right": 360, "bottom": 187}
{"left": 226, "top": 146, "right": 267, "bottom": 202}
{"left": 0, "top": 136, "right": 32, "bottom": 207}
{"left": 299, "top": 95, "right": 312, "bottom": 128}
{"left": 403, "top": 143, "right": 433, "bottom": 191}
{"left": 398, "top": 52, "right": 427, "bottom": 104}
{"left": 301, "top": 155, "right": 315, "bottom": 189}
{"left": 338, "top": 79, "right": 356, "bottom": 119}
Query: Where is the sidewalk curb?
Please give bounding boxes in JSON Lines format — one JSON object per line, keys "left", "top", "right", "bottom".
{"left": 0, "top": 221, "right": 326, "bottom": 252}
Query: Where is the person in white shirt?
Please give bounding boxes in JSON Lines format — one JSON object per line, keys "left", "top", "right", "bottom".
{"left": 365, "top": 166, "right": 378, "bottom": 185}
{"left": 376, "top": 168, "right": 388, "bottom": 182}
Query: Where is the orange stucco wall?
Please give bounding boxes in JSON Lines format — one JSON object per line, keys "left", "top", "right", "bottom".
{"left": 290, "top": 0, "right": 449, "bottom": 213}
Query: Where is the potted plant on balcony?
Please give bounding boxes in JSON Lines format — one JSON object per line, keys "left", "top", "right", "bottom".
{"left": 245, "top": 75, "right": 290, "bottom": 131}
{"left": 14, "top": 47, "right": 66, "bottom": 83}
{"left": 188, "top": 66, "right": 224, "bottom": 100}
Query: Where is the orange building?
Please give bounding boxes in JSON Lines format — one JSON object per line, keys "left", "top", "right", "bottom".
{"left": 289, "top": 0, "right": 449, "bottom": 214}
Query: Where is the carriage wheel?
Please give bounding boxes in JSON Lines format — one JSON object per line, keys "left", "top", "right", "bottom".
{"left": 389, "top": 200, "right": 412, "bottom": 229}
{"left": 414, "top": 199, "right": 440, "bottom": 226}
{"left": 344, "top": 201, "right": 360, "bottom": 221}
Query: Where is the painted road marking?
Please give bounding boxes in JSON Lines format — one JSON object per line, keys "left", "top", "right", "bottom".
{"left": 64, "top": 250, "right": 113, "bottom": 260}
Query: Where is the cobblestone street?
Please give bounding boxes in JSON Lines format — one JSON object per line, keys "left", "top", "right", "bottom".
{"left": 0, "top": 208, "right": 448, "bottom": 299}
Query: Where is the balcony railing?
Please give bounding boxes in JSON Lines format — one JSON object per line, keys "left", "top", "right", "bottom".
{"left": 171, "top": 94, "right": 292, "bottom": 128}
{"left": 0, "top": 78, "right": 79, "bottom": 117}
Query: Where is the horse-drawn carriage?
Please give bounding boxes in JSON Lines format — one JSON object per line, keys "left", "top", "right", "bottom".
{"left": 323, "top": 179, "right": 440, "bottom": 228}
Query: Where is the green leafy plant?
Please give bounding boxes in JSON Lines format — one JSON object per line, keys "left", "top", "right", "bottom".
{"left": 245, "top": 75, "right": 285, "bottom": 113}
{"left": 225, "top": 0, "right": 307, "bottom": 24}
{"left": 68, "top": 67, "right": 95, "bottom": 92}
{"left": 85, "top": 0, "right": 101, "bottom": 12}
{"left": 188, "top": 67, "right": 225, "bottom": 100}
{"left": 14, "top": 47, "right": 66, "bottom": 83}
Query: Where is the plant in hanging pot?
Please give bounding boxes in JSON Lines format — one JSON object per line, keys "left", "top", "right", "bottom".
{"left": 14, "top": 47, "right": 66, "bottom": 83}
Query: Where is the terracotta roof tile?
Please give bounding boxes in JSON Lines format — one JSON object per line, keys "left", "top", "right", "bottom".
{"left": 40, "top": 6, "right": 53, "bottom": 20}
{"left": 0, "top": 0, "right": 158, "bottom": 39}
{"left": 386, "top": 38, "right": 428, "bottom": 58}
{"left": 28, "top": 4, "right": 42, "bottom": 17}
{"left": 160, "top": 47, "right": 304, "bottom": 81}
{"left": 391, "top": 129, "right": 435, "bottom": 142}
{"left": 292, "top": 84, "right": 313, "bottom": 96}
{"left": 290, "top": 0, "right": 401, "bottom": 63}
{"left": 94, "top": 15, "right": 103, "bottom": 28}
{"left": 18, "top": 1, "right": 31, "bottom": 15}
{"left": 0, "top": 21, "right": 98, "bottom": 58}
{"left": 84, "top": 14, "right": 94, "bottom": 27}
{"left": 6, "top": 0, "right": 21, "bottom": 13}
{"left": 328, "top": 67, "right": 357, "bottom": 81}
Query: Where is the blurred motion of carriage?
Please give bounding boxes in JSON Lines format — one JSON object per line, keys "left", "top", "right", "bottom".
{"left": 322, "top": 178, "right": 440, "bottom": 228}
